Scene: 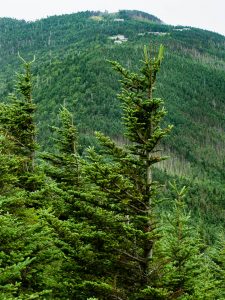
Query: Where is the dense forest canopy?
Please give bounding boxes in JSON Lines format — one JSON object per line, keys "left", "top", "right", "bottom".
{"left": 0, "top": 10, "right": 224, "bottom": 235}
{"left": 0, "top": 10, "right": 224, "bottom": 299}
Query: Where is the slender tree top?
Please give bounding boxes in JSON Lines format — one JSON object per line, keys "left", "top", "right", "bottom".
{"left": 109, "top": 45, "right": 173, "bottom": 161}
{"left": 17, "top": 53, "right": 35, "bottom": 103}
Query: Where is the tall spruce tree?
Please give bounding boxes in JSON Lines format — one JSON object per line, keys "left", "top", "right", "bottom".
{"left": 152, "top": 183, "right": 220, "bottom": 299}
{"left": 41, "top": 106, "right": 123, "bottom": 299}
{"left": 41, "top": 106, "right": 93, "bottom": 298}
{"left": 0, "top": 58, "right": 64, "bottom": 299}
{"left": 84, "top": 45, "right": 173, "bottom": 298}
{"left": 209, "top": 234, "right": 225, "bottom": 299}
{"left": 0, "top": 55, "right": 37, "bottom": 191}
{"left": 42, "top": 106, "right": 80, "bottom": 191}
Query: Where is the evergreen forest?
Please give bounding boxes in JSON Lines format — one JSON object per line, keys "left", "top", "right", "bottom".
{"left": 0, "top": 10, "right": 224, "bottom": 299}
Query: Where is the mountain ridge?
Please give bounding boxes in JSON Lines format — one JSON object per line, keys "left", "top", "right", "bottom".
{"left": 0, "top": 9, "right": 163, "bottom": 24}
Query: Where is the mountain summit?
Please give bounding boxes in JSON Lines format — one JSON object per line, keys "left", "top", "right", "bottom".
{"left": 114, "top": 10, "right": 163, "bottom": 23}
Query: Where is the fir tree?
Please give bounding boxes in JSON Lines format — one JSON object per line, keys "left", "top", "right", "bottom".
{"left": 152, "top": 183, "right": 220, "bottom": 299}
{"left": 0, "top": 55, "right": 37, "bottom": 191}
{"left": 42, "top": 106, "right": 80, "bottom": 190}
{"left": 209, "top": 234, "right": 225, "bottom": 299}
{"left": 0, "top": 59, "right": 64, "bottom": 299}
{"left": 83, "top": 45, "right": 173, "bottom": 298}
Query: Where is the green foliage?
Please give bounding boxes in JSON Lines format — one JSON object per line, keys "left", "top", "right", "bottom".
{"left": 209, "top": 234, "right": 225, "bottom": 298}
{"left": 42, "top": 106, "right": 80, "bottom": 189}
{"left": 0, "top": 56, "right": 38, "bottom": 192}
{"left": 109, "top": 44, "right": 172, "bottom": 154}
{"left": 0, "top": 11, "right": 224, "bottom": 298}
{"left": 0, "top": 11, "right": 223, "bottom": 214}
{"left": 82, "top": 45, "right": 173, "bottom": 298}
{"left": 0, "top": 58, "right": 36, "bottom": 156}
{"left": 153, "top": 183, "right": 220, "bottom": 299}
{"left": 0, "top": 61, "right": 65, "bottom": 299}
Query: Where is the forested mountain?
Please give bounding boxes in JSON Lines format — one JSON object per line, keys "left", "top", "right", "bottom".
{"left": 0, "top": 9, "right": 224, "bottom": 235}
{"left": 0, "top": 10, "right": 224, "bottom": 299}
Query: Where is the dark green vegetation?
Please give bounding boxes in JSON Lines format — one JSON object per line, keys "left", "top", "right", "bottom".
{"left": 0, "top": 10, "right": 224, "bottom": 299}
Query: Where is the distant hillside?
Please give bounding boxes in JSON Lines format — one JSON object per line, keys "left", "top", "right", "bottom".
{"left": 0, "top": 10, "right": 224, "bottom": 237}
{"left": 116, "top": 10, "right": 163, "bottom": 23}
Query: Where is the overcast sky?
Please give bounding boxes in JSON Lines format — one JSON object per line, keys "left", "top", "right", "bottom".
{"left": 0, "top": 0, "right": 224, "bottom": 36}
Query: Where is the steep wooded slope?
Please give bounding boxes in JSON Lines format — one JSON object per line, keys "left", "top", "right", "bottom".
{"left": 0, "top": 10, "right": 224, "bottom": 236}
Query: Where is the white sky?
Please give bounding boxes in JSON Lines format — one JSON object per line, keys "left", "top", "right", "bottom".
{"left": 0, "top": 0, "right": 225, "bottom": 36}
